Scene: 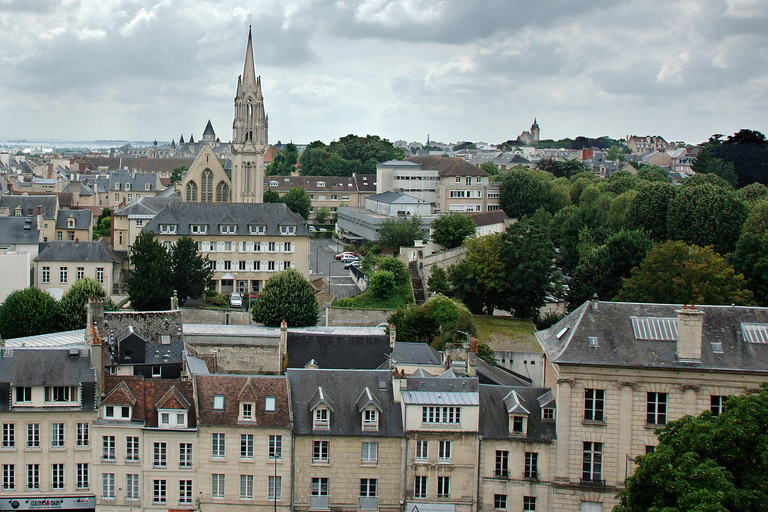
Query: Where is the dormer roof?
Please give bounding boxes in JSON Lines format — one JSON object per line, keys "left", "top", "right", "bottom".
{"left": 104, "top": 381, "right": 138, "bottom": 406}
{"left": 356, "top": 386, "right": 382, "bottom": 412}
{"left": 309, "top": 386, "right": 335, "bottom": 412}
{"left": 155, "top": 385, "right": 191, "bottom": 410}
{"left": 237, "top": 378, "right": 260, "bottom": 402}
{"left": 503, "top": 389, "right": 530, "bottom": 415}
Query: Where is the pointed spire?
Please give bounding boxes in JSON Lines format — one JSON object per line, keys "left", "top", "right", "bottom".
{"left": 242, "top": 25, "right": 257, "bottom": 89}
{"left": 203, "top": 119, "right": 215, "bottom": 137}
{"left": 179, "top": 134, "right": 185, "bottom": 145}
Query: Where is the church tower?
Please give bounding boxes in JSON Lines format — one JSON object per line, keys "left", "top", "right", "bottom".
{"left": 231, "top": 26, "right": 267, "bottom": 203}
{"left": 530, "top": 118, "right": 540, "bottom": 142}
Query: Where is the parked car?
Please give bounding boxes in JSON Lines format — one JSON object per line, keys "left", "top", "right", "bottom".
{"left": 229, "top": 292, "right": 243, "bottom": 308}
{"left": 335, "top": 251, "right": 358, "bottom": 260}
{"left": 340, "top": 253, "right": 359, "bottom": 263}
{"left": 344, "top": 260, "right": 362, "bottom": 269}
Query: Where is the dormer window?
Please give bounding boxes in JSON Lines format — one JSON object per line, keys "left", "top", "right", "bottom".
{"left": 45, "top": 386, "right": 78, "bottom": 404}
{"left": 158, "top": 409, "right": 188, "bottom": 429}
{"left": 510, "top": 415, "right": 527, "bottom": 436}
{"left": 14, "top": 207, "right": 21, "bottom": 216}
{"left": 542, "top": 407, "right": 555, "bottom": 421}
{"left": 160, "top": 224, "right": 176, "bottom": 234}
{"left": 213, "top": 395, "right": 225, "bottom": 411}
{"left": 250, "top": 225, "right": 266, "bottom": 235}
{"left": 316, "top": 181, "right": 325, "bottom": 187}
{"left": 269, "top": 180, "right": 279, "bottom": 187}
{"left": 314, "top": 407, "right": 329, "bottom": 429}
{"left": 114, "top": 183, "right": 121, "bottom": 190}
{"left": 240, "top": 402, "right": 254, "bottom": 421}
{"left": 190, "top": 224, "right": 207, "bottom": 234}
{"left": 145, "top": 183, "right": 151, "bottom": 190}
{"left": 125, "top": 183, "right": 131, "bottom": 191}
{"left": 220, "top": 224, "right": 237, "bottom": 234}
{"left": 103, "top": 405, "right": 132, "bottom": 421}
{"left": 15, "top": 386, "right": 32, "bottom": 404}
{"left": 67, "top": 217, "right": 75, "bottom": 228}
{"left": 280, "top": 225, "right": 295, "bottom": 235}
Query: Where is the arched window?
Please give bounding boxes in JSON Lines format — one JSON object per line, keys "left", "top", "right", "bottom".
{"left": 216, "top": 181, "right": 230, "bottom": 203}
{"left": 185, "top": 181, "right": 198, "bottom": 202}
{"left": 201, "top": 169, "right": 214, "bottom": 202}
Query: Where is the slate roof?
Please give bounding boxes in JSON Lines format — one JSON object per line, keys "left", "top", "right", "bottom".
{"left": 109, "top": 170, "right": 160, "bottom": 191}
{"left": 392, "top": 341, "right": 442, "bottom": 366}
{"left": 34, "top": 238, "right": 122, "bottom": 264}
{"left": 102, "top": 375, "right": 196, "bottom": 428}
{"left": 287, "top": 332, "right": 391, "bottom": 370}
{"left": 354, "top": 173, "right": 376, "bottom": 191}
{"left": 467, "top": 211, "right": 509, "bottom": 227}
{"left": 479, "top": 385, "right": 556, "bottom": 443}
{"left": 143, "top": 202, "right": 311, "bottom": 237}
{"left": 55, "top": 209, "right": 92, "bottom": 230}
{"left": 404, "top": 370, "right": 479, "bottom": 394}
{"left": 366, "top": 191, "right": 426, "bottom": 204}
{"left": 0, "top": 347, "right": 97, "bottom": 412}
{"left": 0, "top": 215, "right": 40, "bottom": 245}
{"left": 115, "top": 196, "right": 181, "bottom": 217}
{"left": 475, "top": 358, "right": 532, "bottom": 387}
{"left": 287, "top": 369, "right": 404, "bottom": 437}
{"left": 407, "top": 156, "right": 489, "bottom": 177}
{"left": 536, "top": 300, "right": 768, "bottom": 372}
{"left": 264, "top": 175, "right": 370, "bottom": 193}
{"left": 0, "top": 195, "right": 57, "bottom": 219}
{"left": 195, "top": 374, "right": 290, "bottom": 428}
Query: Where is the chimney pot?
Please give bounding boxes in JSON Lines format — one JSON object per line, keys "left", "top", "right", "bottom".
{"left": 675, "top": 306, "right": 704, "bottom": 361}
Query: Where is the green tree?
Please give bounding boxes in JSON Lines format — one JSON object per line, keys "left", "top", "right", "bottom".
{"left": 0, "top": 287, "right": 60, "bottom": 339}
{"left": 431, "top": 212, "right": 476, "bottom": 249}
{"left": 730, "top": 232, "right": 768, "bottom": 306}
{"left": 388, "top": 295, "right": 476, "bottom": 348}
{"left": 737, "top": 182, "right": 768, "bottom": 206}
{"left": 500, "top": 219, "right": 556, "bottom": 319}
{"left": 171, "top": 236, "right": 213, "bottom": 305}
{"left": 479, "top": 161, "right": 498, "bottom": 176}
{"left": 315, "top": 206, "right": 331, "bottom": 224}
{"left": 377, "top": 257, "right": 410, "bottom": 286}
{"left": 427, "top": 266, "right": 450, "bottom": 295}
{"left": 702, "top": 129, "right": 768, "bottom": 188}
{"left": 263, "top": 189, "right": 281, "bottom": 203}
{"left": 251, "top": 269, "right": 318, "bottom": 327}
{"left": 369, "top": 270, "right": 396, "bottom": 298}
{"left": 616, "top": 240, "right": 753, "bottom": 305}
{"left": 170, "top": 165, "right": 187, "bottom": 184}
{"left": 535, "top": 158, "right": 587, "bottom": 179}
{"left": 616, "top": 384, "right": 768, "bottom": 512}
{"left": 448, "top": 234, "right": 507, "bottom": 315}
{"left": 93, "top": 208, "right": 112, "bottom": 240}
{"left": 281, "top": 187, "right": 312, "bottom": 220}
{"left": 377, "top": 215, "right": 428, "bottom": 248}
{"left": 499, "top": 168, "right": 560, "bottom": 218}
{"left": 627, "top": 181, "right": 677, "bottom": 241}
{"left": 58, "top": 277, "right": 117, "bottom": 331}
{"left": 636, "top": 164, "right": 671, "bottom": 183}
{"left": 127, "top": 231, "right": 174, "bottom": 311}
{"left": 266, "top": 143, "right": 299, "bottom": 175}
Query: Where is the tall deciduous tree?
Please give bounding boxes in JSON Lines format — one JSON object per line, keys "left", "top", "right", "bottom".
{"left": 448, "top": 234, "right": 507, "bottom": 315}
{"left": 616, "top": 384, "right": 768, "bottom": 512}
{"left": 0, "top": 287, "right": 60, "bottom": 339}
{"left": 498, "top": 168, "right": 558, "bottom": 218}
{"left": 170, "top": 165, "right": 187, "bottom": 184}
{"left": 58, "top": 277, "right": 117, "bottom": 331}
{"left": 427, "top": 266, "right": 450, "bottom": 295}
{"left": 128, "top": 231, "right": 174, "bottom": 311}
{"left": 263, "top": 189, "right": 281, "bottom": 203}
{"left": 377, "top": 215, "right": 429, "bottom": 249}
{"left": 431, "top": 212, "right": 476, "bottom": 249}
{"left": 281, "top": 187, "right": 312, "bottom": 220}
{"left": 171, "top": 236, "right": 213, "bottom": 305}
{"left": 251, "top": 269, "right": 318, "bottom": 327}
{"left": 616, "top": 240, "right": 753, "bottom": 305}
{"left": 627, "top": 181, "right": 677, "bottom": 241}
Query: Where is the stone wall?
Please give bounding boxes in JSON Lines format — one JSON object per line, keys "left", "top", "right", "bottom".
{"left": 181, "top": 308, "right": 252, "bottom": 325}
{"left": 326, "top": 307, "right": 393, "bottom": 327}
{"left": 188, "top": 339, "right": 280, "bottom": 374}
{"left": 421, "top": 246, "right": 466, "bottom": 283}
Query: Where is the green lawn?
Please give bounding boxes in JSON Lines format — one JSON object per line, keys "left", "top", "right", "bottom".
{"left": 473, "top": 315, "right": 541, "bottom": 352}
{"left": 333, "top": 281, "right": 413, "bottom": 310}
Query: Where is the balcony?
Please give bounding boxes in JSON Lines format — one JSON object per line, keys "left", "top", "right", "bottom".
{"left": 359, "top": 497, "right": 378, "bottom": 510}
{"left": 523, "top": 470, "right": 538, "bottom": 481}
{"left": 309, "top": 495, "right": 330, "bottom": 510}
{"left": 580, "top": 477, "right": 605, "bottom": 487}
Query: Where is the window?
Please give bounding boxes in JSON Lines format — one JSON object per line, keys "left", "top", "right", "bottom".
{"left": 437, "top": 476, "right": 450, "bottom": 498}
{"left": 525, "top": 452, "right": 539, "bottom": 479}
{"left": 153, "top": 479, "right": 167, "bottom": 503}
{"left": 415, "top": 440, "right": 428, "bottom": 462}
{"left": 711, "top": 395, "right": 726, "bottom": 417}
{"left": 26, "top": 464, "right": 39, "bottom": 490}
{"left": 179, "top": 443, "right": 192, "bottom": 468}
{"left": 42, "top": 266, "right": 50, "bottom": 283}
{"left": 360, "top": 478, "right": 377, "bottom": 497}
{"left": 315, "top": 407, "right": 329, "bottom": 426}
{"left": 647, "top": 392, "right": 668, "bottom": 425}
{"left": 494, "top": 494, "right": 507, "bottom": 510}
{"left": 584, "top": 389, "right": 605, "bottom": 422}
{"left": 414, "top": 476, "right": 427, "bottom": 498}
{"left": 455, "top": 177, "right": 461, "bottom": 183}
{"left": 240, "top": 434, "right": 253, "bottom": 459}
{"left": 2, "top": 424, "right": 14, "bottom": 448}
{"left": 280, "top": 225, "right": 296, "bottom": 235}
{"left": 495, "top": 450, "right": 508, "bottom": 477}
{"left": 50, "top": 423, "right": 65, "bottom": 448}
{"left": 221, "top": 224, "right": 237, "bottom": 234}
{"left": 422, "top": 406, "right": 461, "bottom": 424}
{"left": 512, "top": 416, "right": 525, "bottom": 434}
{"left": 76, "top": 463, "right": 88, "bottom": 489}
{"left": 523, "top": 496, "right": 537, "bottom": 511}
{"left": 160, "top": 223, "right": 177, "bottom": 234}
{"left": 46, "top": 385, "right": 76, "bottom": 403}
{"left": 15, "top": 387, "right": 31, "bottom": 403}
{"left": 438, "top": 440, "right": 451, "bottom": 462}
{"left": 213, "top": 395, "right": 225, "bottom": 410}
{"left": 2, "top": 465, "right": 14, "bottom": 491}
{"left": 269, "top": 435, "right": 282, "bottom": 460}
{"left": 312, "top": 477, "right": 329, "bottom": 495}
{"left": 363, "top": 409, "right": 377, "bottom": 427}
{"left": 77, "top": 423, "right": 89, "bottom": 446}
{"left": 582, "top": 442, "right": 603, "bottom": 483}
{"left": 126, "top": 474, "right": 139, "bottom": 501}
{"left": 250, "top": 225, "right": 266, "bottom": 235}
{"left": 542, "top": 407, "right": 555, "bottom": 420}
{"left": 76, "top": 266, "right": 84, "bottom": 280}
{"left": 212, "top": 474, "right": 225, "bottom": 498}
{"left": 190, "top": 224, "right": 208, "bottom": 234}
{"left": 179, "top": 480, "right": 192, "bottom": 504}
{"left": 101, "top": 472, "right": 114, "bottom": 499}
{"left": 313, "top": 440, "right": 329, "bottom": 462}
{"left": 212, "top": 433, "right": 225, "bottom": 458}
{"left": 361, "top": 442, "right": 378, "bottom": 463}
{"left": 239, "top": 474, "right": 253, "bottom": 499}
{"left": 152, "top": 366, "right": 161, "bottom": 378}
{"left": 27, "top": 423, "right": 39, "bottom": 448}
{"left": 153, "top": 442, "right": 167, "bottom": 467}
{"left": 268, "top": 475, "right": 282, "bottom": 501}
{"left": 59, "top": 266, "right": 68, "bottom": 283}
{"left": 125, "top": 436, "right": 139, "bottom": 462}
{"left": 96, "top": 267, "right": 104, "bottom": 284}
{"left": 102, "top": 435, "right": 115, "bottom": 461}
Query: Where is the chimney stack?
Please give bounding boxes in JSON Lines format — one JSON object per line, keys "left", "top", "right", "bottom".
{"left": 37, "top": 204, "right": 42, "bottom": 216}
{"left": 591, "top": 293, "right": 599, "bottom": 310}
{"left": 389, "top": 323, "right": 396, "bottom": 348}
{"left": 676, "top": 305, "right": 704, "bottom": 361}
{"left": 279, "top": 319, "right": 288, "bottom": 374}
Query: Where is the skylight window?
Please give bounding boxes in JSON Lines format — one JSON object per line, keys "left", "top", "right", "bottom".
{"left": 742, "top": 323, "right": 768, "bottom": 343}
{"left": 630, "top": 317, "right": 678, "bottom": 341}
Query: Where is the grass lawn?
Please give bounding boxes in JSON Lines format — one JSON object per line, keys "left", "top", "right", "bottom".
{"left": 333, "top": 281, "right": 413, "bottom": 310}
{"left": 473, "top": 315, "right": 541, "bottom": 352}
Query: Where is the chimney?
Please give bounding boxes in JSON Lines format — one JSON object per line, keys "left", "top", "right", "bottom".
{"left": 75, "top": 237, "right": 79, "bottom": 245}
{"left": 676, "top": 305, "right": 704, "bottom": 361}
{"left": 279, "top": 319, "right": 288, "bottom": 374}
{"left": 591, "top": 293, "right": 599, "bottom": 310}
{"left": 47, "top": 163, "right": 53, "bottom": 179}
{"left": 37, "top": 204, "right": 42, "bottom": 216}
{"left": 170, "top": 290, "right": 179, "bottom": 310}
{"left": 467, "top": 352, "right": 476, "bottom": 377}
{"left": 389, "top": 323, "right": 396, "bottom": 348}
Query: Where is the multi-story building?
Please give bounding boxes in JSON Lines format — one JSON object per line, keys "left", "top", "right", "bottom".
{"left": 625, "top": 135, "right": 671, "bottom": 154}
{"left": 112, "top": 196, "right": 180, "bottom": 251}
{"left": 0, "top": 195, "right": 58, "bottom": 242}
{"left": 536, "top": 299, "right": 768, "bottom": 511}
{"left": 92, "top": 171, "right": 164, "bottom": 209}
{"left": 33, "top": 239, "right": 124, "bottom": 298}
{"left": 263, "top": 174, "right": 376, "bottom": 222}
{"left": 55, "top": 209, "right": 92, "bottom": 241}
{"left": 142, "top": 202, "right": 311, "bottom": 295}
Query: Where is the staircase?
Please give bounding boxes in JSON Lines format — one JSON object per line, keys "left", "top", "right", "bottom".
{"left": 408, "top": 263, "right": 426, "bottom": 305}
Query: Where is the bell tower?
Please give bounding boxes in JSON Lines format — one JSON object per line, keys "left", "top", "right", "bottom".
{"left": 231, "top": 26, "right": 267, "bottom": 203}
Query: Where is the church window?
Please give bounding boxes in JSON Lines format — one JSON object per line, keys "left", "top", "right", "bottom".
{"left": 216, "top": 181, "right": 230, "bottom": 202}
{"left": 201, "top": 170, "right": 214, "bottom": 203}
{"left": 185, "top": 182, "right": 198, "bottom": 202}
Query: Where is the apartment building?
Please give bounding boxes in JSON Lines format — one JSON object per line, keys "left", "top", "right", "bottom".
{"left": 142, "top": 202, "right": 311, "bottom": 295}
{"left": 33, "top": 239, "right": 123, "bottom": 298}
{"left": 112, "top": 196, "right": 180, "bottom": 251}
{"left": 55, "top": 209, "right": 92, "bottom": 242}
{"left": 0, "top": 195, "right": 58, "bottom": 242}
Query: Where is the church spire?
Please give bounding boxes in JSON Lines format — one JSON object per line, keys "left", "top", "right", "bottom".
{"left": 242, "top": 26, "right": 257, "bottom": 89}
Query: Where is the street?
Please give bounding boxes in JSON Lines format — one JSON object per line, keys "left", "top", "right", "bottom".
{"left": 310, "top": 236, "right": 360, "bottom": 302}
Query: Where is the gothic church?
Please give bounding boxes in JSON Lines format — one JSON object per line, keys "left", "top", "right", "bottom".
{"left": 180, "top": 27, "right": 267, "bottom": 204}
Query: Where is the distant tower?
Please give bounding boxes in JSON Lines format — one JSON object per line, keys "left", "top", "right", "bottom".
{"left": 231, "top": 26, "right": 267, "bottom": 203}
{"left": 202, "top": 120, "right": 216, "bottom": 146}
{"left": 530, "top": 118, "right": 540, "bottom": 142}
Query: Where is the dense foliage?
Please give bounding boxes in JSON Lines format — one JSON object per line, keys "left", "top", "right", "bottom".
{"left": 251, "top": 269, "right": 319, "bottom": 327}
{"left": 431, "top": 212, "right": 476, "bottom": 249}
{"left": 299, "top": 134, "right": 404, "bottom": 176}
{"left": 377, "top": 215, "right": 429, "bottom": 249}
{"left": 265, "top": 143, "right": 299, "bottom": 176}
{"left": 58, "top": 278, "right": 117, "bottom": 331}
{"left": 170, "top": 236, "right": 213, "bottom": 305}
{"left": 0, "top": 287, "right": 61, "bottom": 339}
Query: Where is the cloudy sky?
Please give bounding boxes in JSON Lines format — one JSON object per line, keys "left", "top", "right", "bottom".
{"left": 0, "top": 0, "right": 766, "bottom": 146}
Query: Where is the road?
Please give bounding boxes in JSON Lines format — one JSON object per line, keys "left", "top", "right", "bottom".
{"left": 310, "top": 237, "right": 360, "bottom": 303}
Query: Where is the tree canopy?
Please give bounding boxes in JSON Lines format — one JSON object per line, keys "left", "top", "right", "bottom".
{"left": 265, "top": 143, "right": 299, "bottom": 176}
{"left": 616, "top": 384, "right": 768, "bottom": 512}
{"left": 127, "top": 231, "right": 174, "bottom": 311}
{"left": 299, "top": 135, "right": 404, "bottom": 176}
{"left": 170, "top": 165, "right": 187, "bottom": 184}
{"left": 695, "top": 129, "right": 768, "bottom": 188}
{"left": 58, "top": 277, "right": 117, "bottom": 331}
{"left": 170, "top": 236, "right": 213, "bottom": 305}
{"left": 377, "top": 215, "right": 429, "bottom": 248}
{"left": 281, "top": 187, "right": 312, "bottom": 220}
{"left": 448, "top": 234, "right": 507, "bottom": 315}
{"left": 251, "top": 269, "right": 318, "bottom": 327}
{"left": 0, "top": 287, "right": 60, "bottom": 339}
{"left": 431, "top": 212, "right": 476, "bottom": 249}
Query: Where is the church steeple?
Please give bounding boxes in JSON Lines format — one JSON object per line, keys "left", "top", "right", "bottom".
{"left": 242, "top": 26, "right": 257, "bottom": 90}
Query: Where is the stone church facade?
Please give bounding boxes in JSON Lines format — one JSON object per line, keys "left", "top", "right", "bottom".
{"left": 181, "top": 28, "right": 268, "bottom": 204}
